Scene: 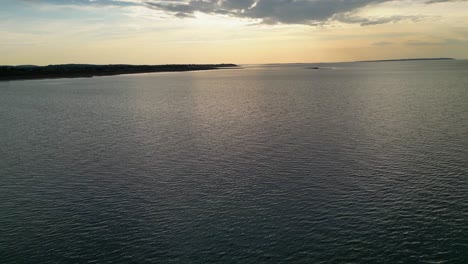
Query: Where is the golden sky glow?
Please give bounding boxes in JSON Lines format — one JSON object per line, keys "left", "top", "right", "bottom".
{"left": 1, "top": 0, "right": 468, "bottom": 65}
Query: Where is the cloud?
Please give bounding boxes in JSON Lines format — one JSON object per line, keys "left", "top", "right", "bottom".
{"left": 406, "top": 38, "right": 467, "bottom": 46}
{"left": 333, "top": 13, "right": 424, "bottom": 26}
{"left": 20, "top": 0, "right": 139, "bottom": 7}
{"left": 144, "top": 0, "right": 394, "bottom": 25}
{"left": 143, "top": 0, "right": 468, "bottom": 25}
{"left": 373, "top": 41, "right": 393, "bottom": 46}
{"left": 425, "top": 0, "right": 468, "bottom": 3}
{"left": 20, "top": 0, "right": 468, "bottom": 25}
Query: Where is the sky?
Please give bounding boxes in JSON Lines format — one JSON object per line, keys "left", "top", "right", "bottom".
{"left": 1, "top": 0, "right": 468, "bottom": 65}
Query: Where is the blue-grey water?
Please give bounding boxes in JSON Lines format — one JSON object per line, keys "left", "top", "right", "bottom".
{"left": 1, "top": 61, "right": 467, "bottom": 263}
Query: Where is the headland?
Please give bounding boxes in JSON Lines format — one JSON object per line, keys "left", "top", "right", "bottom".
{"left": 0, "top": 64, "right": 238, "bottom": 81}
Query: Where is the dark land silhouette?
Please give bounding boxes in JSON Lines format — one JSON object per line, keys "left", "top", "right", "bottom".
{"left": 356, "top": 58, "right": 454, "bottom": 63}
{"left": 0, "top": 64, "right": 238, "bottom": 81}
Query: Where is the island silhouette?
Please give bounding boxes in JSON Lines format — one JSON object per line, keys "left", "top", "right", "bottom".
{"left": 356, "top": 58, "right": 454, "bottom": 63}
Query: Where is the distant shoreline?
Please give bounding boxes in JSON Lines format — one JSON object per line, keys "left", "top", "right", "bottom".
{"left": 0, "top": 64, "right": 239, "bottom": 81}
{"left": 355, "top": 58, "right": 454, "bottom": 63}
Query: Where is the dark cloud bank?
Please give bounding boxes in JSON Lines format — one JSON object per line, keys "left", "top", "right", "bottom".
{"left": 29, "top": 0, "right": 468, "bottom": 25}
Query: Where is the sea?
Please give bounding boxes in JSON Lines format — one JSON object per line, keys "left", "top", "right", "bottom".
{"left": 1, "top": 60, "right": 467, "bottom": 263}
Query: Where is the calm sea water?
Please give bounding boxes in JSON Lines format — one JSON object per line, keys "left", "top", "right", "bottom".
{"left": 1, "top": 61, "right": 467, "bottom": 263}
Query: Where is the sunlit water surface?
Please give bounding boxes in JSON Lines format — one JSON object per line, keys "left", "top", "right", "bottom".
{"left": 1, "top": 61, "right": 467, "bottom": 263}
